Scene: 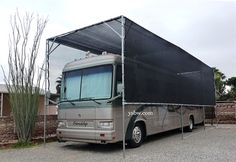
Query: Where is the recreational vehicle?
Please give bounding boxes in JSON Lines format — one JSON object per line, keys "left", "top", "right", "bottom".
{"left": 57, "top": 53, "right": 209, "bottom": 147}
{"left": 47, "top": 16, "right": 215, "bottom": 148}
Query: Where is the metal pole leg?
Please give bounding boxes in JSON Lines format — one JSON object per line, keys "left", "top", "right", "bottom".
{"left": 203, "top": 106, "right": 206, "bottom": 131}
{"left": 121, "top": 15, "right": 126, "bottom": 159}
{"left": 44, "top": 41, "right": 49, "bottom": 146}
{"left": 181, "top": 105, "right": 184, "bottom": 140}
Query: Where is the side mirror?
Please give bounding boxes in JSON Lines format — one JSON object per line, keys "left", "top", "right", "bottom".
{"left": 117, "top": 82, "right": 123, "bottom": 95}
{"left": 107, "top": 82, "right": 122, "bottom": 103}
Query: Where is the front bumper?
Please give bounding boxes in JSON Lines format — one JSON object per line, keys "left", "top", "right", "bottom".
{"left": 57, "top": 128, "right": 117, "bottom": 144}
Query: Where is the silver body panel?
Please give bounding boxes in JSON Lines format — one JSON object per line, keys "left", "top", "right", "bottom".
{"left": 57, "top": 54, "right": 204, "bottom": 144}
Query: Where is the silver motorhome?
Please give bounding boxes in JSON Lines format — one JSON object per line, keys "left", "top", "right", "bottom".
{"left": 57, "top": 54, "right": 205, "bottom": 147}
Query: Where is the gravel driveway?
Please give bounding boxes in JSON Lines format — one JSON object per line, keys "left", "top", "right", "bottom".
{"left": 1, "top": 124, "right": 236, "bottom": 162}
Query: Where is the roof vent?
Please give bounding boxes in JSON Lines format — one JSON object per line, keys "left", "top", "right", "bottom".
{"left": 86, "top": 51, "right": 98, "bottom": 58}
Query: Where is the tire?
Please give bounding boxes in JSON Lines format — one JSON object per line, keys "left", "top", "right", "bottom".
{"left": 185, "top": 117, "right": 194, "bottom": 132}
{"left": 128, "top": 123, "right": 145, "bottom": 148}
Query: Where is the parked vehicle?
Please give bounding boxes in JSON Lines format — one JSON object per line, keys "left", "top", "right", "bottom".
{"left": 57, "top": 53, "right": 206, "bottom": 147}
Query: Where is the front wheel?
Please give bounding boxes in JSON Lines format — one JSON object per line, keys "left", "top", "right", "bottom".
{"left": 128, "top": 123, "right": 145, "bottom": 148}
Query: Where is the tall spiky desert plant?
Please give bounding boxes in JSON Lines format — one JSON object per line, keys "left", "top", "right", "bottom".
{"left": 2, "top": 11, "right": 47, "bottom": 143}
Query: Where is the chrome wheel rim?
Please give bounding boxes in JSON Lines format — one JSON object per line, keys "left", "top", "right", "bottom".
{"left": 189, "top": 119, "right": 193, "bottom": 130}
{"left": 132, "top": 126, "right": 142, "bottom": 143}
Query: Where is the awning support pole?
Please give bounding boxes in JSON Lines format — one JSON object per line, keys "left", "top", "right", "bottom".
{"left": 44, "top": 40, "right": 50, "bottom": 146}
{"left": 121, "top": 15, "right": 126, "bottom": 159}
{"left": 43, "top": 38, "right": 59, "bottom": 146}
{"left": 181, "top": 105, "right": 184, "bottom": 140}
{"left": 203, "top": 106, "right": 206, "bottom": 131}
{"left": 0, "top": 93, "right": 3, "bottom": 117}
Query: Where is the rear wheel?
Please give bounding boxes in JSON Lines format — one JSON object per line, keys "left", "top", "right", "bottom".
{"left": 185, "top": 117, "right": 194, "bottom": 132}
{"left": 128, "top": 123, "right": 145, "bottom": 148}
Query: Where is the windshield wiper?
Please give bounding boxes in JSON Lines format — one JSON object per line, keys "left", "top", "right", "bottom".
{"left": 59, "top": 98, "right": 76, "bottom": 106}
{"left": 80, "top": 97, "right": 101, "bottom": 105}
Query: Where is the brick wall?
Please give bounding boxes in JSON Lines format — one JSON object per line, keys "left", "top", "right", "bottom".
{"left": 0, "top": 117, "right": 16, "bottom": 143}
{"left": 2, "top": 94, "right": 11, "bottom": 116}
{"left": 215, "top": 102, "right": 236, "bottom": 123}
{"left": 0, "top": 115, "right": 57, "bottom": 143}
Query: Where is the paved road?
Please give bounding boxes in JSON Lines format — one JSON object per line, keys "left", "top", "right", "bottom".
{"left": 1, "top": 124, "right": 236, "bottom": 162}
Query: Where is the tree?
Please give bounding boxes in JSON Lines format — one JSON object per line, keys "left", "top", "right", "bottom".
{"left": 213, "top": 67, "right": 236, "bottom": 101}
{"left": 213, "top": 67, "right": 226, "bottom": 100}
{"left": 2, "top": 11, "right": 47, "bottom": 143}
{"left": 225, "top": 77, "right": 236, "bottom": 101}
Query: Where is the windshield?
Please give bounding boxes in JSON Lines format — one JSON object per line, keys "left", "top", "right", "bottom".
{"left": 61, "top": 65, "right": 113, "bottom": 101}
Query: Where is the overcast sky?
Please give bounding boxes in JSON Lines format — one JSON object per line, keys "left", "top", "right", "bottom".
{"left": 0, "top": 0, "right": 235, "bottom": 83}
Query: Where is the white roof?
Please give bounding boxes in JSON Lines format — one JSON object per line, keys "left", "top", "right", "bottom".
{"left": 63, "top": 54, "right": 121, "bottom": 72}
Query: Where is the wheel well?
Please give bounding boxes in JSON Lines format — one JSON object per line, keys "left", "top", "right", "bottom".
{"left": 135, "top": 121, "right": 146, "bottom": 137}
{"left": 190, "top": 115, "right": 194, "bottom": 124}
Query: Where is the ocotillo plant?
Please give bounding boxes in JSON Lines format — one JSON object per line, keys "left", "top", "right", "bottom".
{"left": 2, "top": 10, "right": 47, "bottom": 143}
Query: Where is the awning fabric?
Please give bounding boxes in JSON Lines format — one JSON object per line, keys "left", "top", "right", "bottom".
{"left": 48, "top": 15, "right": 215, "bottom": 106}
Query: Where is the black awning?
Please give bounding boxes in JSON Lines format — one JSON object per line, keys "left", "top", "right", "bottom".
{"left": 48, "top": 15, "right": 215, "bottom": 106}
{"left": 48, "top": 16, "right": 122, "bottom": 54}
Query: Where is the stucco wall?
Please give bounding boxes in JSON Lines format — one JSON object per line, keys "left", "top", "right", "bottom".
{"left": 1, "top": 94, "right": 57, "bottom": 116}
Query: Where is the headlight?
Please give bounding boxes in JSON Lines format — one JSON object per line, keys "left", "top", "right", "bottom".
{"left": 98, "top": 121, "right": 113, "bottom": 129}
{"left": 58, "top": 121, "right": 66, "bottom": 128}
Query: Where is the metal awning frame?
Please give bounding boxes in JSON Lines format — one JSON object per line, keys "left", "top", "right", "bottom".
{"left": 43, "top": 15, "right": 208, "bottom": 158}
